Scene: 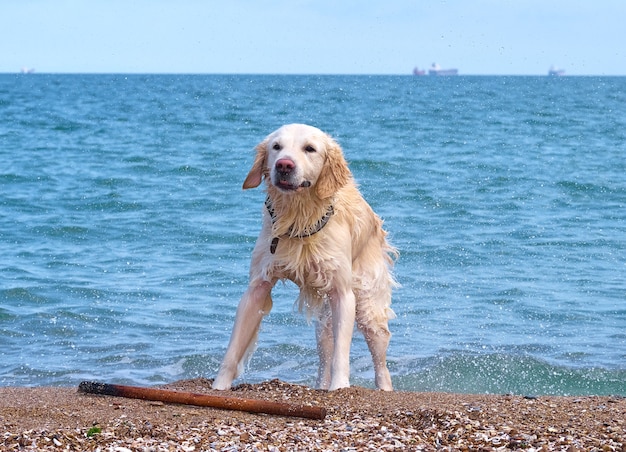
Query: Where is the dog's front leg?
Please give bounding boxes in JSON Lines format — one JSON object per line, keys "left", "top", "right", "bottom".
{"left": 212, "top": 280, "right": 273, "bottom": 390}
{"left": 328, "top": 287, "right": 356, "bottom": 390}
{"left": 315, "top": 304, "right": 333, "bottom": 390}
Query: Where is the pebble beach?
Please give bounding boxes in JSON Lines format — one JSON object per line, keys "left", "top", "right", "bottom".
{"left": 1, "top": 379, "right": 624, "bottom": 451}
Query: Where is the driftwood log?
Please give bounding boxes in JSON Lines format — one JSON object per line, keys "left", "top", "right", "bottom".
{"left": 78, "top": 381, "right": 326, "bottom": 420}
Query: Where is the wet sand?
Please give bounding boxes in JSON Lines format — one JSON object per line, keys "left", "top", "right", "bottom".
{"left": 1, "top": 378, "right": 624, "bottom": 450}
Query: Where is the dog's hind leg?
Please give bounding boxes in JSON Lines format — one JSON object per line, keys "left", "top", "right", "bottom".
{"left": 361, "top": 323, "right": 393, "bottom": 391}
{"left": 356, "top": 300, "right": 394, "bottom": 391}
{"left": 212, "top": 280, "right": 273, "bottom": 390}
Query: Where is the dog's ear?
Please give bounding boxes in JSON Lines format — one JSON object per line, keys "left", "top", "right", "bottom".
{"left": 315, "top": 137, "right": 351, "bottom": 199}
{"left": 242, "top": 139, "right": 268, "bottom": 189}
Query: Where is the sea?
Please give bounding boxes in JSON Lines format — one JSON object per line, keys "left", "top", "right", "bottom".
{"left": 1, "top": 74, "right": 625, "bottom": 396}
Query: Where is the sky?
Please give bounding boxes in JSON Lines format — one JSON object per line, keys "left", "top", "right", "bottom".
{"left": 1, "top": 0, "right": 625, "bottom": 76}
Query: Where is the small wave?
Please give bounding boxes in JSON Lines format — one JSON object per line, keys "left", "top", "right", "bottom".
{"left": 392, "top": 353, "right": 626, "bottom": 396}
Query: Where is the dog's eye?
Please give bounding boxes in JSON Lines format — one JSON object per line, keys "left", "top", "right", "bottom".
{"left": 272, "top": 142, "right": 281, "bottom": 150}
{"left": 304, "top": 145, "right": 316, "bottom": 153}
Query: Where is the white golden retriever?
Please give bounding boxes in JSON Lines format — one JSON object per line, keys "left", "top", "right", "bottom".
{"left": 212, "top": 124, "right": 398, "bottom": 391}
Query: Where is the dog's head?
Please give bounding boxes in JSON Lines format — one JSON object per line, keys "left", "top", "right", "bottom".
{"left": 243, "top": 124, "right": 351, "bottom": 200}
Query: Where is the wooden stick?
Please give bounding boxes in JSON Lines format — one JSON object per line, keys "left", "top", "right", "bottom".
{"left": 78, "top": 381, "right": 326, "bottom": 420}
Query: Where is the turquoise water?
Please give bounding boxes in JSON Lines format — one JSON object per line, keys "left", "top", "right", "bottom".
{"left": 1, "top": 74, "right": 625, "bottom": 395}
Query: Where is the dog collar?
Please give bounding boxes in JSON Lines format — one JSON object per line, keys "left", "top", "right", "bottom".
{"left": 264, "top": 195, "right": 334, "bottom": 254}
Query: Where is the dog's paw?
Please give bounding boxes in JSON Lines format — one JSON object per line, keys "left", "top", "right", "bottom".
{"left": 211, "top": 377, "right": 233, "bottom": 391}
{"left": 375, "top": 370, "right": 393, "bottom": 391}
{"left": 328, "top": 377, "right": 350, "bottom": 391}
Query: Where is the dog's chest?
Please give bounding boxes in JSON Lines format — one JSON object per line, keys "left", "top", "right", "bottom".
{"left": 268, "top": 239, "right": 339, "bottom": 293}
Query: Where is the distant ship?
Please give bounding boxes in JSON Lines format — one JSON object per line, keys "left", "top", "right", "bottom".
{"left": 548, "top": 65, "right": 565, "bottom": 76}
{"left": 20, "top": 67, "right": 35, "bottom": 74}
{"left": 412, "top": 67, "right": 426, "bottom": 76}
{"left": 428, "top": 63, "right": 458, "bottom": 76}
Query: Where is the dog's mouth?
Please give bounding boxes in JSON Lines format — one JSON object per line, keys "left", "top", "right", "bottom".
{"left": 275, "top": 178, "right": 311, "bottom": 192}
{"left": 274, "top": 179, "right": 300, "bottom": 191}
{"left": 277, "top": 179, "right": 299, "bottom": 191}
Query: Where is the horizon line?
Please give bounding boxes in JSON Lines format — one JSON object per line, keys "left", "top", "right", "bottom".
{"left": 3, "top": 71, "right": 625, "bottom": 77}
